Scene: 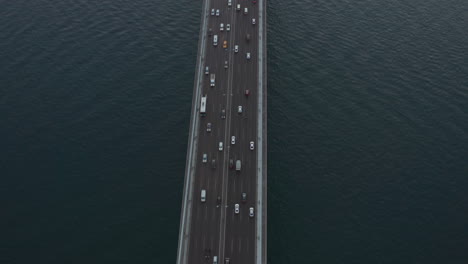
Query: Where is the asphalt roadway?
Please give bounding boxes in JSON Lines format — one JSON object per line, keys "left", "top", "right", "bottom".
{"left": 187, "top": 0, "right": 260, "bottom": 263}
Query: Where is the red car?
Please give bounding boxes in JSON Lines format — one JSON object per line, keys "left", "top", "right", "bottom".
{"left": 245, "top": 89, "right": 250, "bottom": 96}
{"left": 252, "top": 0, "right": 256, "bottom": 4}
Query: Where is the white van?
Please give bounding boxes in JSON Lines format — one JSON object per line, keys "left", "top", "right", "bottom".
{"left": 228, "top": 0, "right": 232, "bottom": 7}
{"left": 213, "top": 35, "right": 218, "bottom": 46}
{"left": 244, "top": 7, "right": 248, "bottom": 14}
{"left": 213, "top": 256, "right": 218, "bottom": 264}
{"left": 201, "top": 189, "right": 206, "bottom": 202}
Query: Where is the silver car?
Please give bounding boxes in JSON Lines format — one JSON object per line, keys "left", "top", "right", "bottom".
{"left": 231, "top": 136, "right": 236, "bottom": 145}
{"left": 203, "top": 153, "right": 207, "bottom": 163}
{"left": 252, "top": 18, "right": 256, "bottom": 25}
{"left": 249, "top": 207, "right": 254, "bottom": 217}
{"left": 226, "top": 24, "right": 231, "bottom": 31}
{"left": 216, "top": 9, "right": 220, "bottom": 16}
{"left": 250, "top": 141, "right": 254, "bottom": 150}
{"left": 235, "top": 204, "right": 240, "bottom": 214}
{"left": 219, "top": 142, "right": 223, "bottom": 151}
{"left": 234, "top": 45, "right": 239, "bottom": 53}
{"left": 211, "top": 8, "right": 215, "bottom": 15}
{"left": 246, "top": 52, "right": 251, "bottom": 60}
{"left": 238, "top": 105, "right": 243, "bottom": 114}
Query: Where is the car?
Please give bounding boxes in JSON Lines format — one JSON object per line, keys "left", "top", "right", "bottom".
{"left": 234, "top": 204, "right": 239, "bottom": 214}
{"left": 217, "top": 196, "right": 221, "bottom": 204}
{"left": 244, "top": 7, "right": 248, "bottom": 14}
{"left": 203, "top": 153, "right": 207, "bottom": 163}
{"left": 207, "top": 122, "right": 212, "bottom": 132}
{"left": 228, "top": 0, "right": 232, "bottom": 7}
{"left": 221, "top": 109, "right": 226, "bottom": 119}
{"left": 226, "top": 24, "right": 231, "bottom": 31}
{"left": 246, "top": 33, "right": 251, "bottom": 42}
{"left": 250, "top": 141, "right": 254, "bottom": 150}
{"left": 249, "top": 207, "right": 254, "bottom": 217}
{"left": 205, "top": 66, "right": 209, "bottom": 75}
{"left": 220, "top": 23, "right": 224, "bottom": 31}
{"left": 223, "top": 40, "right": 228, "bottom": 49}
{"left": 246, "top": 52, "right": 251, "bottom": 59}
{"left": 234, "top": 45, "right": 239, "bottom": 53}
{"left": 241, "top": 192, "right": 247, "bottom": 203}
{"left": 219, "top": 142, "right": 223, "bottom": 151}
{"left": 236, "top": 4, "right": 240, "bottom": 11}
{"left": 211, "top": 8, "right": 215, "bottom": 15}
{"left": 229, "top": 159, "right": 234, "bottom": 169}
{"left": 225, "top": 258, "right": 230, "bottom": 264}
{"left": 208, "top": 28, "right": 213, "bottom": 36}
{"left": 245, "top": 89, "right": 250, "bottom": 96}
{"left": 252, "top": 18, "right": 256, "bottom": 25}
{"left": 224, "top": 60, "right": 228, "bottom": 69}
{"left": 252, "top": 0, "right": 256, "bottom": 4}
{"left": 238, "top": 105, "right": 242, "bottom": 114}
{"left": 231, "top": 136, "right": 236, "bottom": 145}
{"left": 216, "top": 9, "right": 220, "bottom": 16}
{"left": 211, "top": 159, "right": 216, "bottom": 168}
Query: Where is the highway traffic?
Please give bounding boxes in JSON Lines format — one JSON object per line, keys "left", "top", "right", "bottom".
{"left": 187, "top": 0, "right": 261, "bottom": 263}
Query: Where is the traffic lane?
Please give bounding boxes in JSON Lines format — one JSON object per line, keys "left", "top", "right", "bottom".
{"left": 190, "top": 110, "right": 224, "bottom": 262}
{"left": 187, "top": 1, "right": 237, "bottom": 262}
{"left": 223, "top": 24, "right": 259, "bottom": 264}
{"left": 188, "top": 25, "right": 228, "bottom": 263}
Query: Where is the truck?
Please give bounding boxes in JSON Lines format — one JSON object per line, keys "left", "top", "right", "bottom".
{"left": 236, "top": 160, "right": 241, "bottom": 171}
{"left": 210, "top": 74, "right": 215, "bottom": 87}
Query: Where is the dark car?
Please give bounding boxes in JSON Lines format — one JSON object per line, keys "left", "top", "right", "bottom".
{"left": 217, "top": 196, "right": 221, "bottom": 204}
{"left": 207, "top": 122, "right": 212, "bottom": 132}
{"left": 208, "top": 28, "right": 213, "bottom": 37}
{"left": 221, "top": 109, "right": 226, "bottom": 119}
{"left": 211, "top": 159, "right": 216, "bottom": 169}
{"left": 241, "top": 192, "right": 247, "bottom": 203}
{"left": 229, "top": 159, "right": 234, "bottom": 169}
{"left": 245, "top": 89, "right": 250, "bottom": 96}
{"left": 246, "top": 33, "right": 251, "bottom": 42}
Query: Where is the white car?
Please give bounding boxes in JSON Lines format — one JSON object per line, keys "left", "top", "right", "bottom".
{"left": 236, "top": 4, "right": 241, "bottom": 11}
{"left": 226, "top": 24, "right": 231, "bottom": 31}
{"left": 220, "top": 23, "right": 224, "bottom": 31}
{"left": 228, "top": 0, "right": 232, "bottom": 7}
{"left": 252, "top": 18, "right": 256, "bottom": 25}
{"left": 249, "top": 207, "right": 254, "bottom": 217}
{"left": 235, "top": 204, "right": 240, "bottom": 214}
{"left": 246, "top": 52, "right": 251, "bottom": 59}
{"left": 244, "top": 7, "right": 248, "bottom": 14}
{"left": 211, "top": 8, "right": 215, "bottom": 16}
{"left": 250, "top": 141, "right": 254, "bottom": 150}
{"left": 231, "top": 136, "right": 236, "bottom": 145}
{"left": 203, "top": 153, "right": 208, "bottom": 163}
{"left": 216, "top": 9, "right": 220, "bottom": 16}
{"left": 238, "top": 105, "right": 243, "bottom": 114}
{"left": 219, "top": 142, "right": 223, "bottom": 151}
{"left": 234, "top": 45, "right": 239, "bottom": 53}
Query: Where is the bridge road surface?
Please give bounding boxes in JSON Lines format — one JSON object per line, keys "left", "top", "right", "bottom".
{"left": 183, "top": 0, "right": 261, "bottom": 263}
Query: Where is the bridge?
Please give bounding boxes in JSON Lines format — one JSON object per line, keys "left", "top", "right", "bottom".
{"left": 176, "top": 0, "right": 267, "bottom": 262}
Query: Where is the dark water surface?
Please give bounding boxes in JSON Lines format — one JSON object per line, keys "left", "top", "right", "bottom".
{"left": 1, "top": 0, "right": 468, "bottom": 263}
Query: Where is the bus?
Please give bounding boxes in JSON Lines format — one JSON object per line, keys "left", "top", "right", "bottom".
{"left": 200, "top": 95, "right": 207, "bottom": 116}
